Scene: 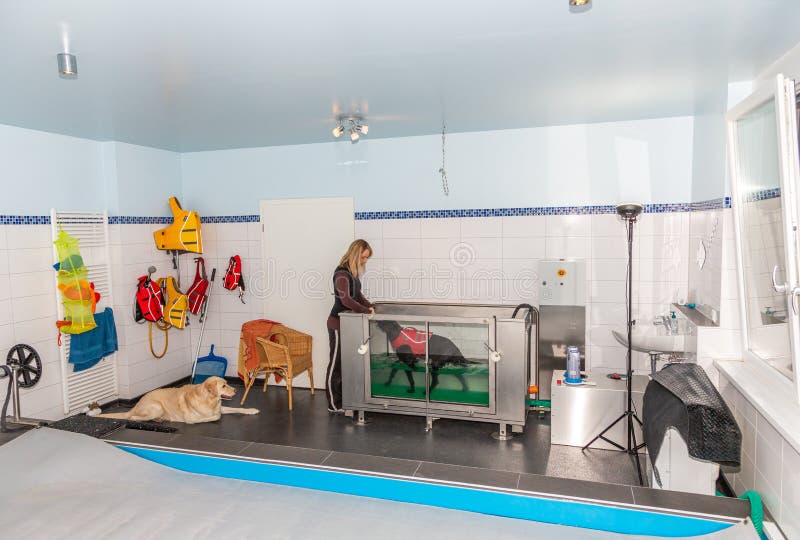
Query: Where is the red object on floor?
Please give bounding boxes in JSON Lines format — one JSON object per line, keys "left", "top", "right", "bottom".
{"left": 238, "top": 319, "right": 281, "bottom": 380}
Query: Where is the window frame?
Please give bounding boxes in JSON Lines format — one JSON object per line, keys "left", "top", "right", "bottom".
{"left": 726, "top": 74, "right": 800, "bottom": 403}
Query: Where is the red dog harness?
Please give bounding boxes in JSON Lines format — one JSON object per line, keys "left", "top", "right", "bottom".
{"left": 186, "top": 257, "right": 210, "bottom": 315}
{"left": 390, "top": 327, "right": 431, "bottom": 356}
{"left": 223, "top": 255, "right": 245, "bottom": 303}
{"left": 134, "top": 276, "right": 163, "bottom": 323}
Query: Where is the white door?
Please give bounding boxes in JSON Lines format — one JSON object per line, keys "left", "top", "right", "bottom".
{"left": 727, "top": 74, "right": 800, "bottom": 401}
{"left": 260, "top": 198, "right": 354, "bottom": 388}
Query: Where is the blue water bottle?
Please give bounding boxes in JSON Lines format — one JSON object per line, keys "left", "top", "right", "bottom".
{"left": 565, "top": 346, "right": 582, "bottom": 384}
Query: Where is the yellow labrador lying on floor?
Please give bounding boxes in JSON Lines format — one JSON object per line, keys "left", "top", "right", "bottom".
{"left": 87, "top": 376, "right": 259, "bottom": 424}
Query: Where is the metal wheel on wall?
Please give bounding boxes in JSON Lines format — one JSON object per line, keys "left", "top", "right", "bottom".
{"left": 5, "top": 344, "right": 43, "bottom": 388}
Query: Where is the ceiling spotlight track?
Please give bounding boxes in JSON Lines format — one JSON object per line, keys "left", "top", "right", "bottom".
{"left": 332, "top": 115, "right": 369, "bottom": 143}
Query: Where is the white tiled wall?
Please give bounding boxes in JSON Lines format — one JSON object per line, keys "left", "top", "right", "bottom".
{"left": 0, "top": 219, "right": 265, "bottom": 424}
{"left": 357, "top": 212, "right": 690, "bottom": 372}
{"left": 111, "top": 220, "right": 264, "bottom": 397}
{"left": 693, "top": 209, "right": 743, "bottom": 383}
{"left": 697, "top": 204, "right": 800, "bottom": 539}
{"left": 688, "top": 209, "right": 724, "bottom": 323}
{"left": 109, "top": 223, "right": 194, "bottom": 399}
{"left": 720, "top": 375, "right": 800, "bottom": 538}
{"left": 0, "top": 210, "right": 712, "bottom": 419}
{"left": 0, "top": 225, "right": 63, "bottom": 420}
{"left": 702, "top": 209, "right": 797, "bottom": 537}
{"left": 181, "top": 221, "right": 264, "bottom": 381}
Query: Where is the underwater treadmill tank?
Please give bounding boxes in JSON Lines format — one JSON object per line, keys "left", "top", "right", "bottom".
{"left": 340, "top": 302, "right": 535, "bottom": 434}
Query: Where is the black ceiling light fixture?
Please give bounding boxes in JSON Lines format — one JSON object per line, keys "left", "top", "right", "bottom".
{"left": 332, "top": 115, "right": 369, "bottom": 143}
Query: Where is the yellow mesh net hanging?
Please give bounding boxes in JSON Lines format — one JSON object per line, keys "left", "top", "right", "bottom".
{"left": 54, "top": 230, "right": 97, "bottom": 334}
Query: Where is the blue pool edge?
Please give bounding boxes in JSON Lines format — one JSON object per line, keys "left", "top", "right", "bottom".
{"left": 118, "top": 444, "right": 736, "bottom": 537}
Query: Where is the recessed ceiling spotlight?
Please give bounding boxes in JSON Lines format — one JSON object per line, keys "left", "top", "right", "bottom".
{"left": 57, "top": 52, "right": 78, "bottom": 78}
{"left": 332, "top": 115, "right": 369, "bottom": 143}
{"left": 569, "top": 0, "right": 591, "bottom": 12}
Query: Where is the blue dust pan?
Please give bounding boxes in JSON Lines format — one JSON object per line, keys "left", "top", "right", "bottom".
{"left": 192, "top": 344, "right": 227, "bottom": 384}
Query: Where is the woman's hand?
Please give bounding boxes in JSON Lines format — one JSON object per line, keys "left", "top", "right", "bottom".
{"left": 369, "top": 307, "right": 375, "bottom": 315}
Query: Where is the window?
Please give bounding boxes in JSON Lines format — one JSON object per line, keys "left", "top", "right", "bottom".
{"left": 727, "top": 74, "right": 800, "bottom": 400}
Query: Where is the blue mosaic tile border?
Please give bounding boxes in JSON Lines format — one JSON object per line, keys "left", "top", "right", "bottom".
{"left": 689, "top": 197, "right": 732, "bottom": 212}
{"left": 108, "top": 215, "right": 260, "bottom": 225}
{"left": 0, "top": 215, "right": 51, "bottom": 225}
{"left": 1, "top": 215, "right": 261, "bottom": 226}
{"left": 1, "top": 201, "right": 741, "bottom": 225}
{"left": 108, "top": 216, "right": 171, "bottom": 225}
{"left": 743, "top": 187, "right": 781, "bottom": 203}
{"left": 202, "top": 215, "right": 260, "bottom": 224}
{"left": 355, "top": 203, "right": 698, "bottom": 220}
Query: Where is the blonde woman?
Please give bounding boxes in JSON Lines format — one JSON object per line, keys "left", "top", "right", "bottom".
{"left": 326, "top": 239, "right": 374, "bottom": 412}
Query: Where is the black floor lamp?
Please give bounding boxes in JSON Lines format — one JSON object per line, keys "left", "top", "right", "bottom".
{"left": 582, "top": 202, "right": 645, "bottom": 486}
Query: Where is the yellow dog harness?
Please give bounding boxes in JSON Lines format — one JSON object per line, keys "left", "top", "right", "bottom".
{"left": 158, "top": 276, "right": 189, "bottom": 329}
{"left": 154, "top": 197, "right": 203, "bottom": 254}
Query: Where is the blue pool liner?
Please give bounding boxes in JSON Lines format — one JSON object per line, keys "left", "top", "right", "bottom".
{"left": 119, "top": 445, "right": 733, "bottom": 538}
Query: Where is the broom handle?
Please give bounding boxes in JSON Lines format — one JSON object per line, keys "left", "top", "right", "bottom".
{"left": 191, "top": 268, "right": 217, "bottom": 383}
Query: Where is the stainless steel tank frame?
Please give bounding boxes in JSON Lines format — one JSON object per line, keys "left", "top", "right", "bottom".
{"left": 340, "top": 301, "right": 538, "bottom": 439}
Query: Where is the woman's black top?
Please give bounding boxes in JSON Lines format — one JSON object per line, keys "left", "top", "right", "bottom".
{"left": 329, "top": 265, "right": 371, "bottom": 326}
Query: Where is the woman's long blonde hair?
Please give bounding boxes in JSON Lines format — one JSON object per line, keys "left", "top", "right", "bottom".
{"left": 339, "top": 239, "right": 372, "bottom": 277}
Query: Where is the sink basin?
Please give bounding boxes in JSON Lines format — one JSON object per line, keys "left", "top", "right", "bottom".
{"left": 612, "top": 325, "right": 688, "bottom": 353}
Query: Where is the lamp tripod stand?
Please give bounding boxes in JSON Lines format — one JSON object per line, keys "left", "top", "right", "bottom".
{"left": 582, "top": 203, "right": 645, "bottom": 486}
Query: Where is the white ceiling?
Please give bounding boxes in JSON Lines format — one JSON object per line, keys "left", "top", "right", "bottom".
{"left": 1, "top": 0, "right": 799, "bottom": 152}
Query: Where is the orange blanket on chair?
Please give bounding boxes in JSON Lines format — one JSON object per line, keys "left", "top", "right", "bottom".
{"left": 238, "top": 319, "right": 281, "bottom": 382}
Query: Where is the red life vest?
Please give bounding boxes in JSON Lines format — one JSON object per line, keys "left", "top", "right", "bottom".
{"left": 223, "top": 255, "right": 245, "bottom": 303}
{"left": 186, "top": 257, "right": 210, "bottom": 315}
{"left": 134, "top": 276, "right": 164, "bottom": 323}
{"left": 390, "top": 327, "right": 431, "bottom": 356}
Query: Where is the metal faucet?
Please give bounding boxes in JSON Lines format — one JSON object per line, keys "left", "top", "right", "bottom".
{"left": 653, "top": 315, "right": 678, "bottom": 335}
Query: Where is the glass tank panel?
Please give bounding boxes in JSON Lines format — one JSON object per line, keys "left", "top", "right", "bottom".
{"left": 427, "top": 322, "right": 490, "bottom": 406}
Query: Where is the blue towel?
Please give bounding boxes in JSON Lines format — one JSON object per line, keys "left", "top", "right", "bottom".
{"left": 69, "top": 307, "right": 118, "bottom": 372}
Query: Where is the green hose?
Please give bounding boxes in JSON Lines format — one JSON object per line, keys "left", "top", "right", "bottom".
{"left": 528, "top": 399, "right": 551, "bottom": 408}
{"left": 718, "top": 489, "right": 765, "bottom": 538}
{"left": 739, "top": 490, "right": 765, "bottom": 538}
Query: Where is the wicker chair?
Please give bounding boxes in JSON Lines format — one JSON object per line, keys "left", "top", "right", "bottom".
{"left": 239, "top": 324, "right": 313, "bottom": 410}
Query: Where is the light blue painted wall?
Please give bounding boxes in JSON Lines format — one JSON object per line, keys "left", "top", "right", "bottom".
{"left": 0, "top": 124, "right": 106, "bottom": 214}
{"left": 724, "top": 81, "right": 756, "bottom": 197}
{"left": 0, "top": 125, "right": 182, "bottom": 216}
{"left": 110, "top": 142, "right": 182, "bottom": 216}
{"left": 180, "top": 116, "right": 696, "bottom": 214}
{"left": 1, "top": 116, "right": 701, "bottom": 216}
{"left": 690, "top": 114, "right": 726, "bottom": 202}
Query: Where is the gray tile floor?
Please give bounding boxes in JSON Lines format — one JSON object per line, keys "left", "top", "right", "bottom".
{"left": 106, "top": 383, "right": 649, "bottom": 486}
{"left": 0, "top": 426, "right": 33, "bottom": 446}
